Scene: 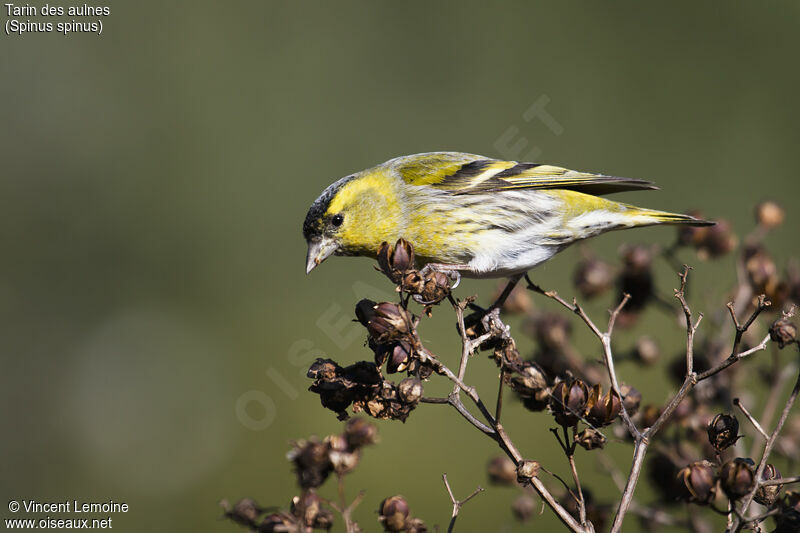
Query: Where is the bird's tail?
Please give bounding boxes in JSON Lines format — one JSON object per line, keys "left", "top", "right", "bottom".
{"left": 625, "top": 207, "right": 715, "bottom": 227}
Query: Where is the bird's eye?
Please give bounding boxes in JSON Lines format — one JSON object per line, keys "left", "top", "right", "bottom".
{"left": 331, "top": 214, "right": 344, "bottom": 227}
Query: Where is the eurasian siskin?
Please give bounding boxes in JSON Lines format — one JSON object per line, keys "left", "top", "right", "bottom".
{"left": 303, "top": 152, "right": 711, "bottom": 283}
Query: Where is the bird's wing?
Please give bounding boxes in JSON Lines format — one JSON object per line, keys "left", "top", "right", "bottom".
{"left": 393, "top": 152, "right": 657, "bottom": 196}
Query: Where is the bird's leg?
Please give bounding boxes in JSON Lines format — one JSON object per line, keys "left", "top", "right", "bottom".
{"left": 487, "top": 273, "right": 524, "bottom": 312}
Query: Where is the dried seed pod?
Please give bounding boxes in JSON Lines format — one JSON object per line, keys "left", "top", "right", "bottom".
{"left": 633, "top": 335, "right": 660, "bottom": 365}
{"left": 415, "top": 270, "right": 451, "bottom": 305}
{"left": 585, "top": 385, "right": 622, "bottom": 427}
{"left": 619, "top": 384, "right": 642, "bottom": 415}
{"left": 573, "top": 257, "right": 614, "bottom": 299}
{"left": 507, "top": 361, "right": 550, "bottom": 412}
{"left": 707, "top": 413, "right": 740, "bottom": 451}
{"left": 677, "top": 210, "right": 710, "bottom": 248}
{"left": 379, "top": 495, "right": 410, "bottom": 532}
{"left": 745, "top": 246, "right": 778, "bottom": 294}
{"left": 222, "top": 498, "right": 263, "bottom": 527}
{"left": 640, "top": 404, "right": 661, "bottom": 429}
{"left": 531, "top": 312, "right": 571, "bottom": 348}
{"left": 511, "top": 494, "right": 536, "bottom": 523}
{"left": 516, "top": 460, "right": 540, "bottom": 483}
{"left": 344, "top": 417, "right": 378, "bottom": 449}
{"left": 291, "top": 491, "right": 333, "bottom": 529}
{"left": 775, "top": 491, "right": 800, "bottom": 533}
{"left": 754, "top": 464, "right": 783, "bottom": 507}
{"left": 648, "top": 452, "right": 684, "bottom": 502}
{"left": 676, "top": 461, "right": 717, "bottom": 505}
{"left": 366, "top": 302, "right": 415, "bottom": 344}
{"left": 618, "top": 245, "right": 654, "bottom": 311}
{"left": 576, "top": 428, "right": 607, "bottom": 450}
{"left": 487, "top": 456, "right": 517, "bottom": 486}
{"left": 770, "top": 318, "right": 797, "bottom": 349}
{"left": 549, "top": 378, "right": 589, "bottom": 427}
{"left": 720, "top": 458, "right": 756, "bottom": 500}
{"left": 326, "top": 433, "right": 360, "bottom": 474}
{"left": 755, "top": 200, "right": 785, "bottom": 229}
{"left": 287, "top": 438, "right": 334, "bottom": 489}
{"left": 355, "top": 298, "right": 378, "bottom": 327}
{"left": 697, "top": 219, "right": 737, "bottom": 259}
{"left": 377, "top": 239, "right": 415, "bottom": 283}
{"left": 493, "top": 281, "right": 532, "bottom": 314}
{"left": 384, "top": 341, "right": 413, "bottom": 373}
{"left": 405, "top": 517, "right": 428, "bottom": 533}
{"left": 397, "top": 377, "right": 423, "bottom": 405}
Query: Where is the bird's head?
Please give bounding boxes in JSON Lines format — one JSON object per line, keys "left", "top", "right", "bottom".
{"left": 303, "top": 170, "right": 401, "bottom": 274}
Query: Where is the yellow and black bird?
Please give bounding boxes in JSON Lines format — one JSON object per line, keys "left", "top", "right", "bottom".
{"left": 303, "top": 152, "right": 711, "bottom": 303}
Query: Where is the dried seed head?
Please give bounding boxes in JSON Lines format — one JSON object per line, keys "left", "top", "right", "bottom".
{"left": 291, "top": 491, "right": 332, "bottom": 529}
{"left": 405, "top": 517, "right": 428, "bottom": 533}
{"left": 697, "top": 219, "right": 737, "bottom": 259}
{"left": 619, "top": 245, "right": 654, "bottom": 311}
{"left": 573, "top": 257, "right": 615, "bottom": 299}
{"left": 222, "top": 498, "right": 263, "bottom": 527}
{"left": 755, "top": 464, "right": 783, "bottom": 506}
{"left": 344, "top": 417, "right": 378, "bottom": 449}
{"left": 576, "top": 428, "right": 607, "bottom": 450}
{"left": 775, "top": 491, "right": 800, "bottom": 533}
{"left": 640, "top": 404, "right": 662, "bottom": 428}
{"left": 493, "top": 281, "right": 532, "bottom": 314}
{"left": 414, "top": 270, "right": 451, "bottom": 305}
{"left": 619, "top": 384, "right": 642, "bottom": 415}
{"left": 677, "top": 461, "right": 717, "bottom": 505}
{"left": 648, "top": 452, "right": 684, "bottom": 502}
{"left": 532, "top": 313, "right": 571, "bottom": 349}
{"left": 397, "top": 377, "right": 424, "bottom": 405}
{"left": 511, "top": 494, "right": 536, "bottom": 523}
{"left": 326, "top": 433, "right": 360, "bottom": 474}
{"left": 377, "top": 239, "right": 415, "bottom": 283}
{"left": 385, "top": 341, "right": 413, "bottom": 373}
{"left": 549, "top": 378, "right": 589, "bottom": 427}
{"left": 633, "top": 335, "right": 660, "bottom": 365}
{"left": 288, "top": 438, "right": 334, "bottom": 489}
{"left": 487, "top": 456, "right": 517, "bottom": 486}
{"left": 366, "top": 303, "right": 415, "bottom": 344}
{"left": 355, "top": 298, "right": 378, "bottom": 327}
{"left": 516, "top": 460, "right": 541, "bottom": 483}
{"left": 707, "top": 413, "right": 740, "bottom": 451}
{"left": 770, "top": 318, "right": 797, "bottom": 349}
{"left": 379, "top": 496, "right": 410, "bottom": 532}
{"left": 677, "top": 210, "right": 710, "bottom": 247}
{"left": 720, "top": 458, "right": 756, "bottom": 500}
{"left": 755, "top": 201, "right": 785, "bottom": 229}
{"left": 745, "top": 246, "right": 778, "bottom": 294}
{"left": 585, "top": 385, "right": 622, "bottom": 427}
{"left": 508, "top": 361, "right": 551, "bottom": 412}
{"left": 623, "top": 244, "right": 653, "bottom": 273}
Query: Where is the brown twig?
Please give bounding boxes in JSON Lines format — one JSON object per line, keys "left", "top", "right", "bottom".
{"left": 442, "top": 473, "right": 484, "bottom": 533}
{"left": 418, "top": 297, "right": 587, "bottom": 532}
{"left": 732, "top": 366, "right": 800, "bottom": 532}
{"left": 328, "top": 488, "right": 365, "bottom": 533}
{"left": 733, "top": 397, "right": 769, "bottom": 440}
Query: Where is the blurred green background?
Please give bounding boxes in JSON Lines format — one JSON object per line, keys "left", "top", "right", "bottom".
{"left": 2, "top": 1, "right": 799, "bottom": 531}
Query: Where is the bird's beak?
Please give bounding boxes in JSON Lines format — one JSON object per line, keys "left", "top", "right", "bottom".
{"left": 305, "top": 237, "right": 338, "bottom": 274}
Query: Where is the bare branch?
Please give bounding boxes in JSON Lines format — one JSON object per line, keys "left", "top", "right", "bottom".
{"left": 733, "top": 398, "right": 769, "bottom": 440}
{"left": 733, "top": 368, "right": 800, "bottom": 532}
{"left": 442, "top": 473, "right": 485, "bottom": 533}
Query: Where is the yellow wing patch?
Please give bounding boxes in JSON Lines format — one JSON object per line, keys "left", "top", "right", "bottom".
{"left": 387, "top": 152, "right": 656, "bottom": 196}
